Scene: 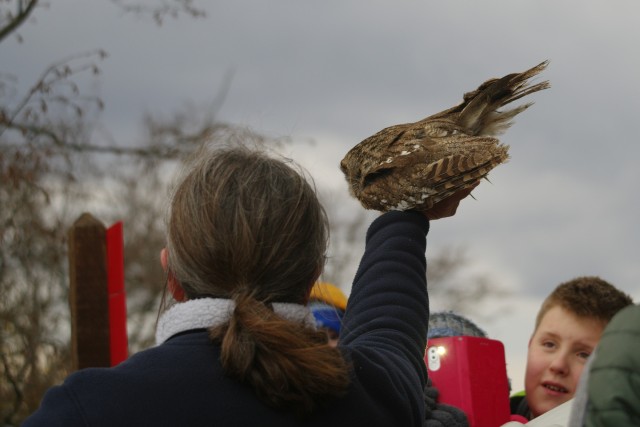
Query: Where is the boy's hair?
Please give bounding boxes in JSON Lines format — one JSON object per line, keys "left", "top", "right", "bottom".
{"left": 534, "top": 276, "right": 633, "bottom": 330}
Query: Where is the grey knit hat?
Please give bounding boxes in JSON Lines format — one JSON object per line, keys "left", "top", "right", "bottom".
{"left": 428, "top": 311, "right": 487, "bottom": 339}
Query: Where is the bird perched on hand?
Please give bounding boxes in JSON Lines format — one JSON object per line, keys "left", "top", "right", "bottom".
{"left": 340, "top": 60, "right": 550, "bottom": 212}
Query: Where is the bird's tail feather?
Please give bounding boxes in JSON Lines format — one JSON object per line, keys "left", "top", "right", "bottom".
{"left": 459, "top": 60, "right": 550, "bottom": 136}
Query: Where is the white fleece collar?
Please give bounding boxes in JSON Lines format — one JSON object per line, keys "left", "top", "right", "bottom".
{"left": 155, "top": 298, "right": 315, "bottom": 345}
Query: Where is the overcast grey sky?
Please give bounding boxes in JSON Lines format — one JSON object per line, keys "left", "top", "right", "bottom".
{"left": 5, "top": 0, "right": 639, "bottom": 391}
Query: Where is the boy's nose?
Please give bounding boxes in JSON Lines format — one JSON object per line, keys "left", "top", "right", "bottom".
{"left": 549, "top": 352, "right": 570, "bottom": 376}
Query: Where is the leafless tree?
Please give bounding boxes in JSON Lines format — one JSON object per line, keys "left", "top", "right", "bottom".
{"left": 0, "top": 47, "right": 108, "bottom": 425}
{"left": 0, "top": 1, "right": 213, "bottom": 424}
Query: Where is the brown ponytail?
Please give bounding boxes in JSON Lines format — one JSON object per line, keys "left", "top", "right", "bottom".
{"left": 210, "top": 292, "right": 350, "bottom": 414}
{"left": 165, "top": 143, "right": 350, "bottom": 414}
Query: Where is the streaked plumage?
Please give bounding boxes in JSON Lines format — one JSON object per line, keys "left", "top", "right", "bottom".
{"left": 340, "top": 61, "right": 550, "bottom": 211}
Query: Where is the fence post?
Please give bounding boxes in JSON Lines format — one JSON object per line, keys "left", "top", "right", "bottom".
{"left": 106, "top": 221, "right": 128, "bottom": 366}
{"left": 68, "top": 213, "right": 111, "bottom": 370}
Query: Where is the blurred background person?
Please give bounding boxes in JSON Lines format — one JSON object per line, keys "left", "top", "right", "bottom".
{"left": 309, "top": 282, "right": 348, "bottom": 347}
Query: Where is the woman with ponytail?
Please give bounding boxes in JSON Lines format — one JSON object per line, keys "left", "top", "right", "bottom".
{"left": 24, "top": 143, "right": 475, "bottom": 427}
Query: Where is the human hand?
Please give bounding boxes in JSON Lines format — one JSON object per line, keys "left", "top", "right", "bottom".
{"left": 423, "top": 381, "right": 469, "bottom": 426}
{"left": 422, "top": 182, "right": 479, "bottom": 220}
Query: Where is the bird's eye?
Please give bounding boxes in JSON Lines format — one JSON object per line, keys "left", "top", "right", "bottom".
{"left": 363, "top": 168, "right": 394, "bottom": 188}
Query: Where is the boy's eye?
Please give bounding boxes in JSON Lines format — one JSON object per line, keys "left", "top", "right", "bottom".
{"left": 577, "top": 351, "right": 591, "bottom": 360}
{"left": 542, "top": 341, "right": 556, "bottom": 349}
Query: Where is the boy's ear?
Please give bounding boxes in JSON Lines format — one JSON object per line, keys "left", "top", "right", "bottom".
{"left": 160, "top": 248, "right": 186, "bottom": 302}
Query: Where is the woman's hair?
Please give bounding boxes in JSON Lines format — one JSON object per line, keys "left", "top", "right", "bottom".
{"left": 165, "top": 143, "right": 349, "bottom": 414}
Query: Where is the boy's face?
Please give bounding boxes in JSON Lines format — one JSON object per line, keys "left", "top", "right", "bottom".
{"left": 524, "top": 305, "right": 604, "bottom": 418}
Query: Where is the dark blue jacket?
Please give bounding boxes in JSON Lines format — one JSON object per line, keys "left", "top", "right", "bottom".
{"left": 23, "top": 211, "right": 430, "bottom": 426}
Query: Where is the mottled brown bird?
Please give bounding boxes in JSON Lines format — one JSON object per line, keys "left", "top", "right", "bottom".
{"left": 340, "top": 60, "right": 550, "bottom": 212}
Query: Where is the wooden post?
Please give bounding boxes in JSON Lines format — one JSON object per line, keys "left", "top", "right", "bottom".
{"left": 68, "top": 213, "right": 111, "bottom": 370}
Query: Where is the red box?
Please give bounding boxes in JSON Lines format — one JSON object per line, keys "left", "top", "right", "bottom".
{"left": 425, "top": 336, "right": 511, "bottom": 427}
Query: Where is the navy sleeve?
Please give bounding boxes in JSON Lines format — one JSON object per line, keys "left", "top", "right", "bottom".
{"left": 339, "top": 210, "right": 430, "bottom": 426}
{"left": 22, "top": 381, "right": 88, "bottom": 427}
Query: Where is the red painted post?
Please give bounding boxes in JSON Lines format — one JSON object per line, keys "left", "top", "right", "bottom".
{"left": 106, "top": 221, "right": 128, "bottom": 366}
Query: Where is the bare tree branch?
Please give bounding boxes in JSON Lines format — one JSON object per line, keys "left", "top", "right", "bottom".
{"left": 0, "top": 49, "right": 107, "bottom": 141}
{"left": 0, "top": 0, "right": 39, "bottom": 43}
{"left": 109, "top": 0, "right": 206, "bottom": 25}
{"left": 1, "top": 352, "right": 23, "bottom": 424}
